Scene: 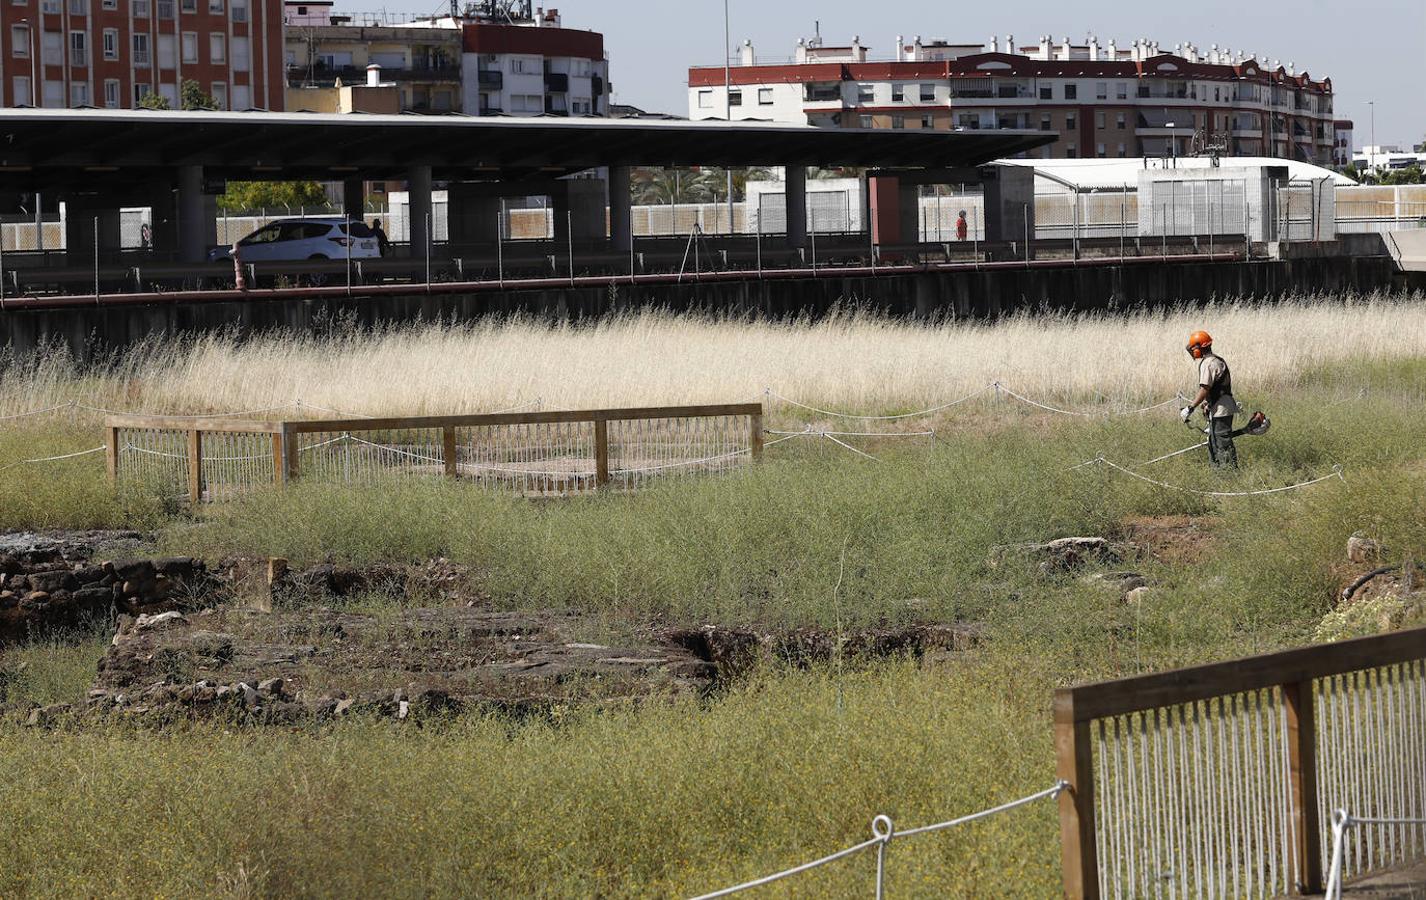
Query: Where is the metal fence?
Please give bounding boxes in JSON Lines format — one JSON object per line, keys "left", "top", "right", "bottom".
{"left": 107, "top": 404, "right": 763, "bottom": 502}
{"left": 1056, "top": 626, "right": 1426, "bottom": 899}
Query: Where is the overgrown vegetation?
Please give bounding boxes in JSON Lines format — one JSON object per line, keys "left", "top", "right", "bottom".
{"left": 1, "top": 306, "right": 1424, "bottom": 896}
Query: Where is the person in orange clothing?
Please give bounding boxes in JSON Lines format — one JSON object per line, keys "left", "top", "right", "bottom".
{"left": 1180, "top": 330, "right": 1239, "bottom": 468}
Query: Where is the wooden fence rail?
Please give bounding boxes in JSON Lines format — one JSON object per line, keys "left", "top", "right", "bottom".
{"left": 1056, "top": 625, "right": 1426, "bottom": 898}
{"left": 106, "top": 404, "right": 764, "bottom": 501}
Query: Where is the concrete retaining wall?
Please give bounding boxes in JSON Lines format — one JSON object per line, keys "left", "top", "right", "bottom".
{"left": 1, "top": 256, "right": 1418, "bottom": 358}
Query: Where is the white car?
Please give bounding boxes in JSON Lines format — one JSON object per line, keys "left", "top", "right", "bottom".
{"left": 209, "top": 218, "right": 383, "bottom": 263}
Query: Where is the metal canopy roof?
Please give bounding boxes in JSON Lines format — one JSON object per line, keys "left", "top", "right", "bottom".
{"left": 0, "top": 109, "right": 1055, "bottom": 190}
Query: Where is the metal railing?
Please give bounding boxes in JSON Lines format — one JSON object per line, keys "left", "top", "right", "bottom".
{"left": 106, "top": 404, "right": 764, "bottom": 502}
{"left": 1055, "top": 626, "right": 1426, "bottom": 898}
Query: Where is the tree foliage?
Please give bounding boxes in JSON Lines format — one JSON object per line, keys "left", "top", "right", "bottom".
{"left": 629, "top": 167, "right": 774, "bottom": 205}
{"left": 135, "top": 79, "right": 220, "bottom": 111}
{"left": 218, "top": 181, "right": 332, "bottom": 213}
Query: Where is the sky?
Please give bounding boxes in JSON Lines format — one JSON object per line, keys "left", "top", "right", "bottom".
{"left": 431, "top": 0, "right": 1421, "bottom": 148}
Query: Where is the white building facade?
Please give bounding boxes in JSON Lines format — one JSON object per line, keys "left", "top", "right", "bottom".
{"left": 459, "top": 7, "right": 609, "bottom": 117}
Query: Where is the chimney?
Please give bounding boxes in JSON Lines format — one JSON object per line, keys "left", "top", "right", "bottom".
{"left": 1060, "top": 36, "right": 1071, "bottom": 60}
{"left": 366, "top": 63, "right": 381, "bottom": 87}
{"left": 895, "top": 34, "right": 904, "bottom": 61}
{"left": 741, "top": 39, "right": 755, "bottom": 66}
{"left": 1006, "top": 34, "right": 1014, "bottom": 55}
{"left": 1088, "top": 35, "right": 1100, "bottom": 61}
{"left": 1107, "top": 38, "right": 1117, "bottom": 59}
{"left": 534, "top": 7, "right": 544, "bottom": 27}
{"left": 989, "top": 35, "right": 998, "bottom": 53}
{"left": 1039, "top": 35, "right": 1051, "bottom": 59}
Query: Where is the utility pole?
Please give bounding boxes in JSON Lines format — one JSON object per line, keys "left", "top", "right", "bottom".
{"left": 723, "top": 0, "right": 734, "bottom": 236}
{"left": 1368, "top": 100, "right": 1376, "bottom": 174}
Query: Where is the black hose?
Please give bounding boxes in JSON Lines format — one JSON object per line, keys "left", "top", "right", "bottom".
{"left": 1340, "top": 566, "right": 1400, "bottom": 604}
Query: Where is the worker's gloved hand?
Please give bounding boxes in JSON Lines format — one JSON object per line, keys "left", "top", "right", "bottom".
{"left": 1179, "top": 406, "right": 1193, "bottom": 424}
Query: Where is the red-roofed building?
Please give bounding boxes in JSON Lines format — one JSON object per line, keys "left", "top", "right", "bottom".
{"left": 689, "top": 33, "right": 1335, "bottom": 165}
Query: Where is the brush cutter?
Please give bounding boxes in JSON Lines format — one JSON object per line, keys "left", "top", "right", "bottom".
{"left": 1179, "top": 407, "right": 1270, "bottom": 438}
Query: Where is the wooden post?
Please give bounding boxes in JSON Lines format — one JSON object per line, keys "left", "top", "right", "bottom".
{"left": 442, "top": 426, "right": 458, "bottom": 479}
{"left": 186, "top": 429, "right": 203, "bottom": 504}
{"left": 105, "top": 425, "right": 120, "bottom": 483}
{"left": 282, "top": 424, "right": 301, "bottom": 484}
{"left": 749, "top": 410, "right": 764, "bottom": 461}
{"left": 1283, "top": 680, "right": 1324, "bottom": 894}
{"left": 594, "top": 418, "right": 610, "bottom": 487}
{"left": 1055, "top": 690, "right": 1100, "bottom": 900}
{"left": 271, "top": 432, "right": 286, "bottom": 488}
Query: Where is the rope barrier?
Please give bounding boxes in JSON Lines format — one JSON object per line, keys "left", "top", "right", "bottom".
{"left": 765, "top": 385, "right": 993, "bottom": 421}
{"left": 613, "top": 448, "right": 751, "bottom": 475}
{"left": 689, "top": 782, "right": 1067, "bottom": 900}
{"left": 1080, "top": 457, "right": 1346, "bottom": 497}
{"left": 1325, "top": 809, "right": 1426, "bottom": 899}
{"left": 0, "top": 445, "right": 106, "bottom": 472}
{"left": 1133, "top": 441, "right": 1209, "bottom": 468}
{"left": 1, "top": 397, "right": 540, "bottom": 423}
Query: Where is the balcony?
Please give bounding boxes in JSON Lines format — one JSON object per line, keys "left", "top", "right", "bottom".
{"left": 544, "top": 72, "right": 569, "bottom": 93}
{"left": 477, "top": 69, "right": 502, "bottom": 87}
{"left": 298, "top": 64, "right": 460, "bottom": 85}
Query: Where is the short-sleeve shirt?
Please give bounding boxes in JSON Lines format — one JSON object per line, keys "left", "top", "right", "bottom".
{"left": 1199, "top": 355, "right": 1239, "bottom": 418}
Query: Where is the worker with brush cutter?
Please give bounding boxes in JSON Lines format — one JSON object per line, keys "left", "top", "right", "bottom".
{"left": 1181, "top": 331, "right": 1241, "bottom": 468}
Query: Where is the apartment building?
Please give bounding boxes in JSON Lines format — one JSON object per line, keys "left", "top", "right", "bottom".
{"left": 460, "top": 5, "right": 608, "bottom": 117}
{"left": 283, "top": 1, "right": 461, "bottom": 112}
{"left": 1332, "top": 120, "right": 1354, "bottom": 167}
{"left": 689, "top": 33, "right": 1336, "bottom": 165}
{"left": 283, "top": 4, "right": 609, "bottom": 117}
{"left": 1, "top": 0, "right": 283, "bottom": 109}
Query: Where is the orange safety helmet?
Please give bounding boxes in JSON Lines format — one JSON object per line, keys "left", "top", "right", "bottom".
{"left": 1186, "top": 330, "right": 1213, "bottom": 359}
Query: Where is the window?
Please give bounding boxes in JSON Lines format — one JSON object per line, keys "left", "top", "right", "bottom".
{"left": 157, "top": 34, "right": 175, "bottom": 67}
{"left": 1096, "top": 143, "right": 1106, "bottom": 158}
{"left": 133, "top": 82, "right": 151, "bottom": 104}
{"left": 858, "top": 114, "right": 872, "bottom": 128}
{"left": 101, "top": 0, "right": 115, "bottom": 8}
{"left": 1039, "top": 86, "right": 1051, "bottom": 100}
{"left": 920, "top": 83, "right": 934, "bottom": 101}
{"left": 728, "top": 89, "right": 741, "bottom": 106}
{"left": 1096, "top": 82, "right": 1107, "bottom": 100}
{"left": 891, "top": 83, "right": 904, "bottom": 102}
{"left": 1065, "top": 145, "right": 1077, "bottom": 158}
{"left": 231, "top": 35, "right": 247, "bottom": 71}
{"left": 1115, "top": 82, "right": 1127, "bottom": 99}
{"left": 210, "top": 80, "right": 226, "bottom": 109}
{"left": 891, "top": 115, "right": 905, "bottom": 129}
{"left": 180, "top": 0, "right": 195, "bottom": 11}
{"left": 230, "top": 0, "right": 246, "bottom": 20}
{"left": 12, "top": 76, "right": 30, "bottom": 105}
{"left": 857, "top": 83, "right": 873, "bottom": 103}
{"left": 696, "top": 89, "right": 712, "bottom": 109}
{"left": 133, "top": 0, "right": 149, "bottom": 14}
{"left": 103, "top": 78, "right": 118, "bottom": 107}
{"left": 180, "top": 31, "right": 196, "bottom": 63}
{"left": 757, "top": 87, "right": 772, "bottom": 105}
{"left": 1066, "top": 112, "right": 1076, "bottom": 130}
{"left": 1039, "top": 113, "right": 1051, "bottom": 131}
{"left": 41, "top": 0, "right": 58, "bottom": 10}
{"left": 67, "top": 0, "right": 83, "bottom": 14}
{"left": 1096, "top": 111, "right": 1105, "bottom": 129}
{"left": 209, "top": 32, "right": 224, "bottom": 64}
{"left": 510, "top": 57, "right": 526, "bottom": 73}
{"left": 102, "top": 27, "right": 117, "bottom": 60}
{"left": 42, "top": 80, "right": 62, "bottom": 106}
{"left": 1116, "top": 112, "right": 1126, "bottom": 130}
{"left": 231, "top": 83, "right": 250, "bottom": 110}
{"left": 41, "top": 30, "right": 60, "bottom": 65}
{"left": 132, "top": 33, "right": 149, "bottom": 65}
{"left": 1117, "top": 142, "right": 1127, "bottom": 158}
{"left": 69, "top": 30, "right": 86, "bottom": 66}
{"left": 10, "top": 24, "right": 29, "bottom": 57}
{"left": 157, "top": 0, "right": 173, "bottom": 16}
{"left": 11, "top": 0, "right": 26, "bottom": 6}
{"left": 1064, "top": 84, "right": 1077, "bottom": 99}
{"left": 920, "top": 114, "right": 934, "bottom": 129}
{"left": 69, "top": 82, "right": 88, "bottom": 106}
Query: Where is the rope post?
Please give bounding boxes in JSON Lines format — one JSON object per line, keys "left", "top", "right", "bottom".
{"left": 186, "top": 429, "right": 203, "bottom": 505}
{"left": 105, "top": 424, "right": 120, "bottom": 483}
{"left": 1054, "top": 690, "right": 1100, "bottom": 900}
{"left": 872, "top": 816, "right": 893, "bottom": 900}
{"left": 442, "top": 425, "right": 458, "bottom": 479}
{"left": 1283, "top": 679, "right": 1325, "bottom": 895}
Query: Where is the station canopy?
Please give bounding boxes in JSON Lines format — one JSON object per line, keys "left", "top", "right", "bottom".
{"left": 0, "top": 109, "right": 1056, "bottom": 190}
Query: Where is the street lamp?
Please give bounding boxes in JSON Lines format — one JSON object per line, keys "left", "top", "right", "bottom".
{"left": 1367, "top": 100, "right": 1376, "bottom": 173}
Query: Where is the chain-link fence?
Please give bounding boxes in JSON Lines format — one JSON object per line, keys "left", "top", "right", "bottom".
{"left": 754, "top": 190, "right": 856, "bottom": 236}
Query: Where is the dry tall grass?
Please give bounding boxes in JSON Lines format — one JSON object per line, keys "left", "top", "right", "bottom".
{"left": 2, "top": 295, "right": 1423, "bottom": 418}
